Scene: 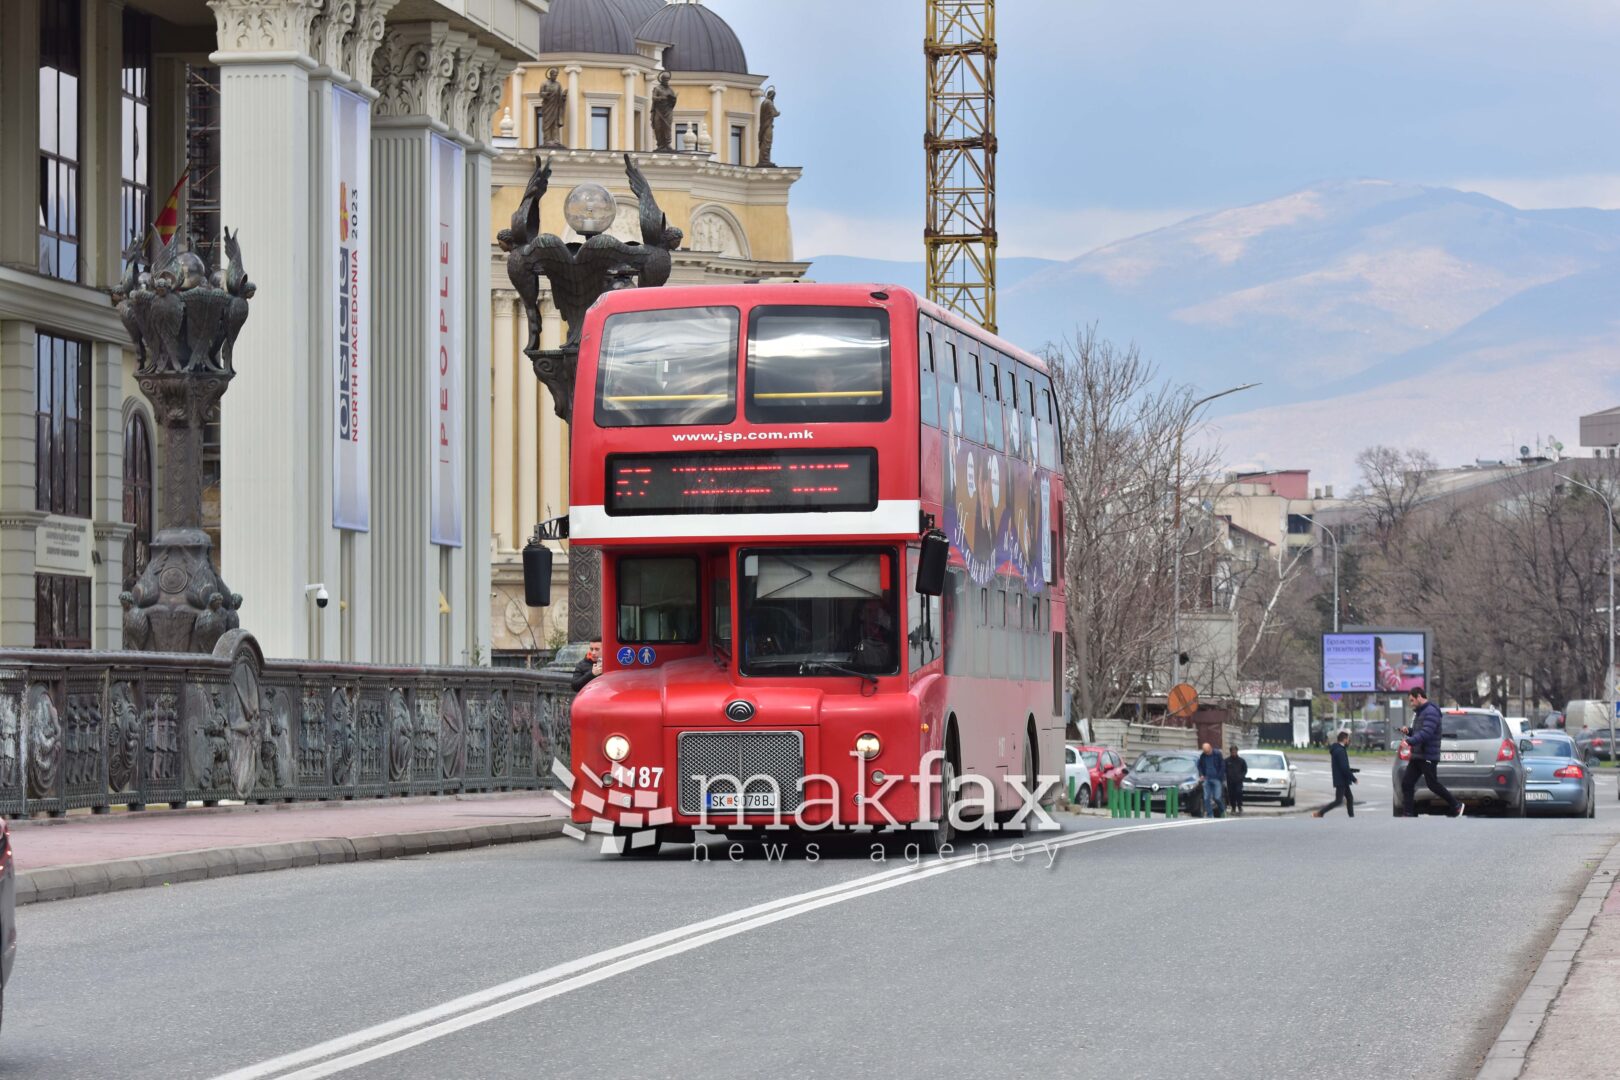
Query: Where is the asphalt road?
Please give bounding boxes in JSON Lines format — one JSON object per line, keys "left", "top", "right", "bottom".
{"left": 7, "top": 812, "right": 1620, "bottom": 1080}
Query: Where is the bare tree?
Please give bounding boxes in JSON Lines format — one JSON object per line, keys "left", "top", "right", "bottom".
{"left": 1048, "top": 326, "right": 1220, "bottom": 721}
{"left": 1354, "top": 445, "right": 1438, "bottom": 552}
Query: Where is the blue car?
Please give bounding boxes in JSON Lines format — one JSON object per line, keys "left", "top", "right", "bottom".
{"left": 1521, "top": 730, "right": 1596, "bottom": 817}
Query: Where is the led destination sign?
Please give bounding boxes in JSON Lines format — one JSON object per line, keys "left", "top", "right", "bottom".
{"left": 605, "top": 449, "right": 878, "bottom": 515}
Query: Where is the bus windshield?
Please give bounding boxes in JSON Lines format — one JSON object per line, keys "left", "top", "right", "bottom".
{"left": 746, "top": 306, "right": 890, "bottom": 423}
{"left": 739, "top": 547, "right": 899, "bottom": 677}
{"left": 595, "top": 306, "right": 738, "bottom": 427}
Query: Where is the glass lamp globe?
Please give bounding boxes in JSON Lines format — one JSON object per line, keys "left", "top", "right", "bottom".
{"left": 563, "top": 183, "right": 616, "bottom": 237}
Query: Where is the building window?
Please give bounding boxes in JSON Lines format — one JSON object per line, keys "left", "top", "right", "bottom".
{"left": 1287, "top": 513, "right": 1314, "bottom": 535}
{"left": 36, "top": 332, "right": 91, "bottom": 519}
{"left": 38, "top": 0, "right": 82, "bottom": 281}
{"left": 123, "top": 410, "right": 154, "bottom": 591}
{"left": 121, "top": 8, "right": 153, "bottom": 258}
{"left": 730, "top": 124, "right": 745, "bottom": 165}
{"left": 591, "top": 105, "right": 612, "bottom": 150}
{"left": 36, "top": 573, "right": 92, "bottom": 649}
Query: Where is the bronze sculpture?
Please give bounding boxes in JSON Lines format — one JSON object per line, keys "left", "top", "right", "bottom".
{"left": 650, "top": 70, "right": 677, "bottom": 152}
{"left": 539, "top": 67, "right": 566, "bottom": 147}
{"left": 111, "top": 227, "right": 253, "bottom": 652}
{"left": 758, "top": 87, "right": 779, "bottom": 166}
{"left": 503, "top": 153, "right": 682, "bottom": 422}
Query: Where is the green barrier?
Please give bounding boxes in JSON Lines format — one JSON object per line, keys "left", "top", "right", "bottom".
{"left": 1110, "top": 785, "right": 1184, "bottom": 819}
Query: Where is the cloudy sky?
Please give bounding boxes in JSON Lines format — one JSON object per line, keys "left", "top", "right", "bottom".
{"left": 705, "top": 0, "right": 1620, "bottom": 261}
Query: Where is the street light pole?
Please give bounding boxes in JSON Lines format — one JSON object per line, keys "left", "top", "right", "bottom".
{"left": 1559, "top": 473, "right": 1615, "bottom": 769}
{"left": 1170, "top": 382, "right": 1259, "bottom": 689}
{"left": 1301, "top": 515, "right": 1341, "bottom": 632}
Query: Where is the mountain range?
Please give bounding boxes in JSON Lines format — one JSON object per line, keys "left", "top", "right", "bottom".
{"left": 806, "top": 180, "right": 1620, "bottom": 488}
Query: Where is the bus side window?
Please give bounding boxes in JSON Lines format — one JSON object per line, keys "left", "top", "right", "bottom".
{"left": 918, "top": 317, "right": 938, "bottom": 427}
{"left": 961, "top": 349, "right": 985, "bottom": 443}
{"left": 1037, "top": 382, "right": 1058, "bottom": 470}
{"left": 982, "top": 356, "right": 1003, "bottom": 451}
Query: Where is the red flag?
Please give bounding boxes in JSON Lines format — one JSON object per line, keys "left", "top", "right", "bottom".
{"left": 153, "top": 170, "right": 189, "bottom": 245}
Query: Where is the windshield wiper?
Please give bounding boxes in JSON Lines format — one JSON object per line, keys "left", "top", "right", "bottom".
{"left": 801, "top": 660, "right": 879, "bottom": 686}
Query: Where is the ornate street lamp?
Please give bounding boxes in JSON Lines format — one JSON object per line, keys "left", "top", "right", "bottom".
{"left": 111, "top": 228, "right": 255, "bottom": 652}
{"left": 502, "top": 154, "right": 682, "bottom": 647}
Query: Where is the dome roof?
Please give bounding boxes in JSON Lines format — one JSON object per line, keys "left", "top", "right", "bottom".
{"left": 535, "top": 0, "right": 638, "bottom": 58}
{"left": 607, "top": 0, "right": 668, "bottom": 30}
{"left": 637, "top": 3, "right": 748, "bottom": 75}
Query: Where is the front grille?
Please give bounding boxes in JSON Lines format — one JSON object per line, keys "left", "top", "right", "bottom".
{"left": 678, "top": 730, "right": 804, "bottom": 815}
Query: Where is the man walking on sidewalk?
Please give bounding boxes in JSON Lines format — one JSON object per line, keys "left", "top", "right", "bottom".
{"left": 1399, "top": 685, "right": 1464, "bottom": 817}
{"left": 1312, "top": 730, "right": 1357, "bottom": 817}
{"left": 1197, "top": 741, "right": 1225, "bottom": 818}
{"left": 1224, "top": 745, "right": 1248, "bottom": 815}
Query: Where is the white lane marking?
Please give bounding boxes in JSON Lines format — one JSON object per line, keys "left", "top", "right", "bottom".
{"left": 215, "top": 819, "right": 1214, "bottom": 1080}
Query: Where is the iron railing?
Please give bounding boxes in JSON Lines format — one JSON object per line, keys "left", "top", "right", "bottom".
{"left": 0, "top": 633, "right": 573, "bottom": 817}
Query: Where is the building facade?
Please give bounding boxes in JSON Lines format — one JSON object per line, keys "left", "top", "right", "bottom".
{"left": 486, "top": 0, "right": 807, "bottom": 662}
{"left": 0, "top": 0, "right": 546, "bottom": 663}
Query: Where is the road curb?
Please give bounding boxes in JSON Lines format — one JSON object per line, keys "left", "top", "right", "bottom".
{"left": 14, "top": 817, "right": 566, "bottom": 906}
{"left": 1475, "top": 837, "right": 1620, "bottom": 1079}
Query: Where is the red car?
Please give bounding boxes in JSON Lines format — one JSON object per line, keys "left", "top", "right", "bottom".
{"left": 1065, "top": 744, "right": 1128, "bottom": 807}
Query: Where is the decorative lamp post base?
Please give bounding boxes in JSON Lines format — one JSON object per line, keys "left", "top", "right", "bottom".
{"left": 123, "top": 527, "right": 241, "bottom": 653}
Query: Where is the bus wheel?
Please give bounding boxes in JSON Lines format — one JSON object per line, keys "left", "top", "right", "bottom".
{"left": 916, "top": 756, "right": 957, "bottom": 855}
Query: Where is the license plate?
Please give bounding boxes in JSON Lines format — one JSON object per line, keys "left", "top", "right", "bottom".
{"left": 1525, "top": 791, "right": 1554, "bottom": 801}
{"left": 705, "top": 791, "right": 777, "bottom": 812}
{"left": 1440, "top": 751, "right": 1475, "bottom": 763}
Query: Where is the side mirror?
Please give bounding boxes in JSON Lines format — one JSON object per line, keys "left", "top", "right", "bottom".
{"left": 522, "top": 539, "right": 552, "bottom": 607}
{"left": 1518, "top": 739, "right": 1532, "bottom": 753}
{"left": 916, "top": 528, "right": 948, "bottom": 596}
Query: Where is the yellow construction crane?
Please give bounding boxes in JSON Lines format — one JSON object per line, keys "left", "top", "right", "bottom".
{"left": 924, "top": 0, "right": 997, "bottom": 333}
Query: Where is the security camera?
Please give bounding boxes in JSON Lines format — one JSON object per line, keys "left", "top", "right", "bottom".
{"left": 307, "top": 584, "right": 330, "bottom": 609}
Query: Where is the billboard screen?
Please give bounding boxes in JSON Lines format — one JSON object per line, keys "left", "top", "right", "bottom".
{"left": 1321, "top": 631, "right": 1427, "bottom": 693}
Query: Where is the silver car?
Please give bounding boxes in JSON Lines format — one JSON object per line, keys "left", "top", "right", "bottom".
{"left": 1390, "top": 707, "right": 1527, "bottom": 815}
{"left": 1520, "top": 730, "right": 1596, "bottom": 817}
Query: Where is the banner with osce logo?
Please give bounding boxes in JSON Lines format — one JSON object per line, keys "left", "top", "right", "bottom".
{"left": 332, "top": 87, "right": 370, "bottom": 531}
{"left": 429, "top": 134, "right": 464, "bottom": 548}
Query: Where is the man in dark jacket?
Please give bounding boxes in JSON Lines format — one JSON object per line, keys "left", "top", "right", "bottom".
{"left": 1224, "top": 745, "right": 1248, "bottom": 815}
{"left": 570, "top": 641, "right": 603, "bottom": 693}
{"left": 1399, "top": 686, "right": 1463, "bottom": 817}
{"left": 1196, "top": 742, "right": 1225, "bottom": 818}
{"left": 1312, "top": 730, "right": 1358, "bottom": 817}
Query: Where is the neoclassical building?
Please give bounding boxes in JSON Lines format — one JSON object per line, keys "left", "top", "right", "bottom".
{"left": 486, "top": 0, "right": 808, "bottom": 662}
{"left": 0, "top": 0, "right": 545, "bottom": 663}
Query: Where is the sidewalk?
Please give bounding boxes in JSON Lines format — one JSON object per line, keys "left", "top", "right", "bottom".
{"left": 8, "top": 791, "right": 570, "bottom": 905}
{"left": 1480, "top": 840, "right": 1620, "bottom": 1079}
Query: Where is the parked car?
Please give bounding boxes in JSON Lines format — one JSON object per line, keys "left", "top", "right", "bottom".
{"left": 1573, "top": 727, "right": 1614, "bottom": 764}
{"left": 1239, "top": 749, "right": 1298, "bottom": 806}
{"left": 1064, "top": 744, "right": 1127, "bottom": 807}
{"left": 1350, "top": 721, "right": 1392, "bottom": 751}
{"left": 1391, "top": 707, "right": 1527, "bottom": 815}
{"left": 1519, "top": 730, "right": 1596, "bottom": 818}
{"left": 1, "top": 816, "right": 13, "bottom": 1031}
{"left": 1120, "top": 750, "right": 1204, "bottom": 816}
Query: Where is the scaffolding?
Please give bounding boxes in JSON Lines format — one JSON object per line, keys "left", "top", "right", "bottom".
{"left": 184, "top": 64, "right": 222, "bottom": 269}
{"left": 924, "top": 0, "right": 997, "bottom": 333}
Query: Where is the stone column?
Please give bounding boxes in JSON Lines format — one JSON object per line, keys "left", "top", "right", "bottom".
{"left": 0, "top": 323, "right": 44, "bottom": 648}
{"left": 516, "top": 301, "right": 541, "bottom": 550}
{"left": 750, "top": 88, "right": 766, "bottom": 167}
{"left": 709, "top": 83, "right": 726, "bottom": 162}
{"left": 211, "top": 0, "right": 323, "bottom": 660}
{"left": 492, "top": 290, "right": 517, "bottom": 550}
{"left": 0, "top": 0, "right": 41, "bottom": 264}
{"left": 564, "top": 64, "right": 582, "bottom": 148}
{"left": 369, "top": 20, "right": 458, "bottom": 663}
{"left": 623, "top": 67, "right": 639, "bottom": 152}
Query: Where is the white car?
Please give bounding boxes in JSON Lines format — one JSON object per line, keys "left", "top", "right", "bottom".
{"left": 1064, "top": 744, "right": 1093, "bottom": 807}
{"left": 1239, "top": 749, "right": 1297, "bottom": 806}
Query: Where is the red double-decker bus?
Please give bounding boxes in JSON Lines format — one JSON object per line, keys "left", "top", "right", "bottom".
{"left": 560, "top": 282, "right": 1065, "bottom": 853}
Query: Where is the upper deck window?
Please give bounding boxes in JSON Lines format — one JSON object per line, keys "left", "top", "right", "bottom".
{"left": 746, "top": 306, "right": 890, "bottom": 423}
{"left": 595, "top": 306, "right": 739, "bottom": 428}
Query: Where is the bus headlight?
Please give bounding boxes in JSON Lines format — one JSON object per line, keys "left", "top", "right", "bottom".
{"left": 854, "top": 733, "right": 882, "bottom": 760}
{"left": 604, "top": 735, "right": 631, "bottom": 762}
